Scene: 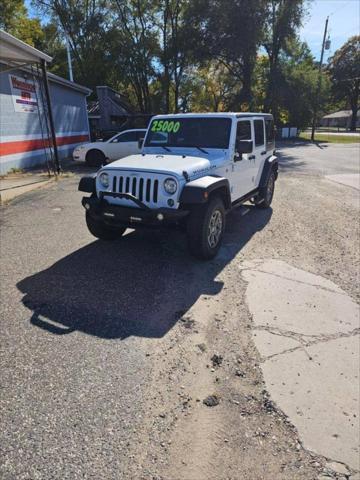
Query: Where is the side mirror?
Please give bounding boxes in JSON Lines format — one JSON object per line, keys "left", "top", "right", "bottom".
{"left": 112, "top": 139, "right": 119, "bottom": 143}
{"left": 138, "top": 138, "right": 144, "bottom": 149}
{"left": 236, "top": 139, "right": 253, "bottom": 154}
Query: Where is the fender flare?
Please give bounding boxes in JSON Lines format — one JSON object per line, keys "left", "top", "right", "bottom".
{"left": 179, "top": 175, "right": 231, "bottom": 209}
{"left": 259, "top": 155, "right": 278, "bottom": 189}
{"left": 78, "top": 174, "right": 96, "bottom": 193}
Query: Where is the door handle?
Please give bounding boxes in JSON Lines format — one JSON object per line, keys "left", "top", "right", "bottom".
{"left": 248, "top": 155, "right": 255, "bottom": 160}
{"left": 261, "top": 151, "right": 266, "bottom": 155}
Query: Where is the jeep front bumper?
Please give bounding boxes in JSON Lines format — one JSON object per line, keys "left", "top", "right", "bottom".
{"left": 82, "top": 195, "right": 189, "bottom": 227}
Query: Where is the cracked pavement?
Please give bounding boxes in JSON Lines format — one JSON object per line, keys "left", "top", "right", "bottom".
{"left": 242, "top": 259, "right": 360, "bottom": 471}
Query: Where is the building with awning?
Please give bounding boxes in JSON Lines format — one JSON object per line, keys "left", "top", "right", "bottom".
{"left": 0, "top": 29, "right": 91, "bottom": 174}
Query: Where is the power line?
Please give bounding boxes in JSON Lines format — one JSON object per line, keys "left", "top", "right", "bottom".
{"left": 328, "top": 0, "right": 355, "bottom": 18}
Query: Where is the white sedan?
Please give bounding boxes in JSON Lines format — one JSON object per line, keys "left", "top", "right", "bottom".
{"left": 73, "top": 129, "right": 147, "bottom": 167}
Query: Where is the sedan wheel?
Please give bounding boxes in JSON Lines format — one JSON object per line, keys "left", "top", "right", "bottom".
{"left": 86, "top": 150, "right": 106, "bottom": 168}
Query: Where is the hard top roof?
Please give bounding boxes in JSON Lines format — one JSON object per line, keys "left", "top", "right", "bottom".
{"left": 152, "top": 112, "right": 273, "bottom": 119}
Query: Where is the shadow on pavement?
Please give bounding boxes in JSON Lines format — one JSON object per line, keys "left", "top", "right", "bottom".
{"left": 17, "top": 206, "right": 272, "bottom": 340}
{"left": 277, "top": 149, "right": 307, "bottom": 173}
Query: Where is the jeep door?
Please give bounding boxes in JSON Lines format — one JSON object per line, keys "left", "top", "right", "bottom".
{"left": 253, "top": 119, "right": 267, "bottom": 187}
{"left": 231, "top": 119, "right": 255, "bottom": 200}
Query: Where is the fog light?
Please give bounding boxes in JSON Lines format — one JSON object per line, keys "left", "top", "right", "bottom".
{"left": 84, "top": 202, "right": 90, "bottom": 210}
{"left": 157, "top": 213, "right": 164, "bottom": 221}
{"left": 167, "top": 199, "right": 174, "bottom": 207}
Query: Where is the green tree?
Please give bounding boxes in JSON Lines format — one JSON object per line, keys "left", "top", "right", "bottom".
{"left": 262, "top": 0, "right": 307, "bottom": 123}
{"left": 0, "top": 0, "right": 44, "bottom": 47}
{"left": 328, "top": 36, "right": 360, "bottom": 131}
{"left": 32, "top": 0, "right": 113, "bottom": 91}
{"left": 188, "top": 62, "right": 238, "bottom": 112}
{"left": 254, "top": 40, "right": 329, "bottom": 130}
{"left": 37, "top": 22, "right": 68, "bottom": 78}
{"left": 111, "top": 0, "right": 158, "bottom": 112}
{"left": 199, "top": 0, "right": 267, "bottom": 109}
{"left": 281, "top": 41, "right": 330, "bottom": 130}
{"left": 154, "top": 0, "right": 204, "bottom": 113}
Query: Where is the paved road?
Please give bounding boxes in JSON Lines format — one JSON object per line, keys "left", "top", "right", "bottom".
{"left": 277, "top": 142, "right": 360, "bottom": 176}
{"left": 0, "top": 143, "right": 359, "bottom": 479}
{"left": 0, "top": 178, "right": 157, "bottom": 478}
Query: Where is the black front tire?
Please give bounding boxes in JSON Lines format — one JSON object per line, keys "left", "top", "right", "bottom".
{"left": 86, "top": 149, "right": 106, "bottom": 168}
{"left": 86, "top": 212, "right": 126, "bottom": 240}
{"left": 187, "top": 196, "right": 226, "bottom": 260}
{"left": 256, "top": 170, "right": 275, "bottom": 209}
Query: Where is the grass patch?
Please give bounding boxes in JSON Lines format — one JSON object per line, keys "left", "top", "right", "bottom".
{"left": 299, "top": 132, "right": 360, "bottom": 144}
{"left": 8, "top": 167, "right": 25, "bottom": 174}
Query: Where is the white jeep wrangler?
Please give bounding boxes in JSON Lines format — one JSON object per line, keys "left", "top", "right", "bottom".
{"left": 79, "top": 113, "right": 278, "bottom": 259}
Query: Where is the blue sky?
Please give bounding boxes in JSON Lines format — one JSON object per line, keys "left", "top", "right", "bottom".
{"left": 300, "top": 0, "right": 360, "bottom": 62}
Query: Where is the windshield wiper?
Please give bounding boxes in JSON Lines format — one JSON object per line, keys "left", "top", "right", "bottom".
{"left": 195, "top": 146, "right": 209, "bottom": 154}
{"left": 160, "top": 145, "right": 171, "bottom": 152}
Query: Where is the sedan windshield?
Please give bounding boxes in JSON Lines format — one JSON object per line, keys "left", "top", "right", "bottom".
{"left": 145, "top": 117, "right": 231, "bottom": 149}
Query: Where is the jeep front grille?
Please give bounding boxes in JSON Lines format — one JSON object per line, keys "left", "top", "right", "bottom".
{"left": 112, "top": 175, "right": 159, "bottom": 204}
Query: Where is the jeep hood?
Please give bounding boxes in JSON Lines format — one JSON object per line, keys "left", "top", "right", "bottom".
{"left": 103, "top": 153, "right": 219, "bottom": 179}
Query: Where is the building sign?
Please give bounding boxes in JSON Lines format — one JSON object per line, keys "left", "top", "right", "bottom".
{"left": 9, "top": 74, "right": 38, "bottom": 113}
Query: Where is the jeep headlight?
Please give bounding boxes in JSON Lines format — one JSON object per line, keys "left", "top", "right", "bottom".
{"left": 99, "top": 172, "right": 109, "bottom": 188}
{"left": 164, "top": 178, "right": 177, "bottom": 194}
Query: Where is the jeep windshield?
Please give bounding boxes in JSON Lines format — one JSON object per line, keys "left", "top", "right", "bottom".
{"left": 145, "top": 117, "right": 231, "bottom": 149}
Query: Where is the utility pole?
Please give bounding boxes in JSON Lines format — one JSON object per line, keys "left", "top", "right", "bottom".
{"left": 41, "top": 59, "right": 61, "bottom": 174}
{"left": 66, "top": 38, "right": 74, "bottom": 82}
{"left": 311, "top": 16, "right": 329, "bottom": 142}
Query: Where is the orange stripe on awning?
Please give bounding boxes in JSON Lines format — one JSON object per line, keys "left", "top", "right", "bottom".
{"left": 0, "top": 135, "right": 89, "bottom": 156}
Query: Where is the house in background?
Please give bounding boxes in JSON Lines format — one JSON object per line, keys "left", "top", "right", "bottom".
{"left": 87, "top": 86, "right": 152, "bottom": 140}
{"left": 321, "top": 110, "right": 360, "bottom": 130}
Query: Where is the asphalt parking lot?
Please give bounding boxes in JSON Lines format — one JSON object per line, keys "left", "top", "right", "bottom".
{"left": 0, "top": 142, "right": 359, "bottom": 480}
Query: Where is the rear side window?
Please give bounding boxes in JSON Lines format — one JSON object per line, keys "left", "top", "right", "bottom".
{"left": 265, "top": 119, "right": 274, "bottom": 144}
{"left": 117, "top": 131, "right": 138, "bottom": 143}
{"left": 136, "top": 131, "right": 145, "bottom": 140}
{"left": 254, "top": 120, "right": 264, "bottom": 146}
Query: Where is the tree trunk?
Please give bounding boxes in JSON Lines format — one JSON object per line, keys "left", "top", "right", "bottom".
{"left": 163, "top": 1, "right": 170, "bottom": 113}
{"left": 349, "top": 83, "right": 359, "bottom": 131}
{"left": 266, "top": 64, "right": 282, "bottom": 125}
{"left": 174, "top": 76, "right": 179, "bottom": 113}
{"left": 164, "top": 65, "right": 170, "bottom": 113}
{"left": 238, "top": 57, "right": 253, "bottom": 109}
{"left": 350, "top": 105, "right": 358, "bottom": 131}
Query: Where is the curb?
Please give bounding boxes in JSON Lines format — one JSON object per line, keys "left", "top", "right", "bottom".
{"left": 0, "top": 177, "right": 56, "bottom": 204}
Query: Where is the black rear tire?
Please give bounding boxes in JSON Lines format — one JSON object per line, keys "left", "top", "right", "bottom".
{"left": 86, "top": 212, "right": 126, "bottom": 240}
{"left": 256, "top": 170, "right": 275, "bottom": 209}
{"left": 187, "top": 196, "right": 225, "bottom": 260}
{"left": 86, "top": 149, "right": 106, "bottom": 168}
